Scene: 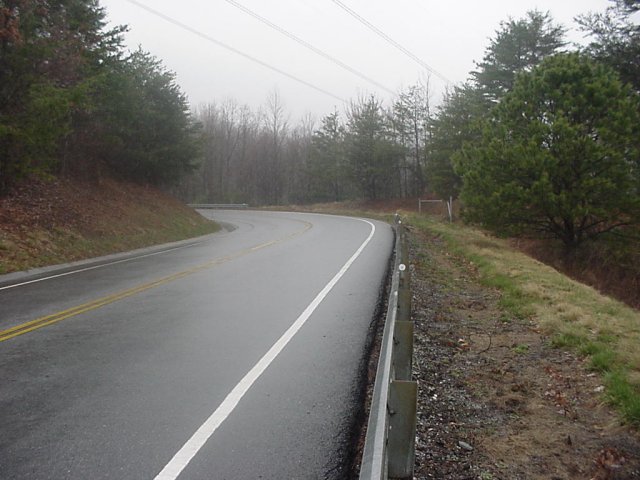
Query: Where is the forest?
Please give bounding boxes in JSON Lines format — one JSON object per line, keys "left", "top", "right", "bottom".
{"left": 0, "top": 0, "right": 198, "bottom": 194}
{"left": 1, "top": 0, "right": 639, "bottom": 251}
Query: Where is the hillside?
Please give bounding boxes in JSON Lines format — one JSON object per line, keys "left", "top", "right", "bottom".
{"left": 0, "top": 177, "right": 219, "bottom": 275}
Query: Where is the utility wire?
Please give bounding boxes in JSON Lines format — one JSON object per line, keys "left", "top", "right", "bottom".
{"left": 223, "top": 0, "right": 395, "bottom": 95}
{"left": 330, "top": 0, "right": 453, "bottom": 85}
{"left": 125, "top": 0, "right": 345, "bottom": 102}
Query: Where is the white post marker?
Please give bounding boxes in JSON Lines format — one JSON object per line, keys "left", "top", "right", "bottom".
{"left": 154, "top": 219, "right": 377, "bottom": 480}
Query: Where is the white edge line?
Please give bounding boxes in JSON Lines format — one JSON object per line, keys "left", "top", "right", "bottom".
{"left": 0, "top": 242, "right": 206, "bottom": 291}
{"left": 154, "top": 219, "right": 376, "bottom": 480}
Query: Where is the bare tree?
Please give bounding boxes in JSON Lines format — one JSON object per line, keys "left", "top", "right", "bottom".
{"left": 259, "top": 89, "right": 289, "bottom": 204}
{"left": 391, "top": 78, "right": 432, "bottom": 196}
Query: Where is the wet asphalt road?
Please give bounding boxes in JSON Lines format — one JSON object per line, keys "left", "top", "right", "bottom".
{"left": 0, "top": 211, "right": 393, "bottom": 479}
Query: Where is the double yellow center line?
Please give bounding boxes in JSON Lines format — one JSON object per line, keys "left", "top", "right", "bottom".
{"left": 0, "top": 221, "right": 311, "bottom": 342}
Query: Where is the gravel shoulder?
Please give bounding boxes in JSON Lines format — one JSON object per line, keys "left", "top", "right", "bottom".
{"left": 410, "top": 224, "right": 640, "bottom": 479}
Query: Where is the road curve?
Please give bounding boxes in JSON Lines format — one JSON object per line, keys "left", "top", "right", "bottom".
{"left": 0, "top": 210, "right": 393, "bottom": 479}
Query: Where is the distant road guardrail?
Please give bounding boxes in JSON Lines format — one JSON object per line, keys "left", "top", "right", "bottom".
{"left": 188, "top": 203, "right": 249, "bottom": 209}
{"left": 359, "top": 216, "right": 417, "bottom": 479}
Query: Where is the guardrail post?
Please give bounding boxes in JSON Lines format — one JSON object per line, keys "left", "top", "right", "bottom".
{"left": 397, "top": 265, "right": 411, "bottom": 322}
{"left": 393, "top": 321, "right": 413, "bottom": 381}
{"left": 400, "top": 227, "right": 409, "bottom": 267}
{"left": 397, "top": 223, "right": 411, "bottom": 324}
{"left": 388, "top": 380, "right": 417, "bottom": 479}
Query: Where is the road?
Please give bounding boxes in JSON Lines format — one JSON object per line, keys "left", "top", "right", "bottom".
{"left": 0, "top": 210, "right": 393, "bottom": 479}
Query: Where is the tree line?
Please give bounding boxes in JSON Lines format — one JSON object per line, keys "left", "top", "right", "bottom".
{"left": 0, "top": 0, "right": 198, "bottom": 194}
{"left": 181, "top": 2, "right": 640, "bottom": 250}
{"left": 175, "top": 86, "right": 429, "bottom": 205}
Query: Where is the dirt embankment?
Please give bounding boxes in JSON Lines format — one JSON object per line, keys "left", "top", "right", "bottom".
{"left": 410, "top": 225, "right": 640, "bottom": 479}
{"left": 0, "top": 176, "right": 218, "bottom": 274}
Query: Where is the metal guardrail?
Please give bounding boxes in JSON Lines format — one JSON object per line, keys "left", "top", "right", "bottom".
{"left": 360, "top": 216, "right": 417, "bottom": 480}
{"left": 187, "top": 203, "right": 249, "bottom": 209}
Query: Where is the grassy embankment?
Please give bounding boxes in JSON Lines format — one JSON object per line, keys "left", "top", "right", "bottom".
{"left": 406, "top": 213, "right": 640, "bottom": 426}
{"left": 0, "top": 177, "right": 219, "bottom": 274}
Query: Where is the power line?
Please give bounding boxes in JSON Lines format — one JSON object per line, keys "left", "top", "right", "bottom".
{"left": 124, "top": 0, "right": 346, "bottom": 103}
{"left": 330, "top": 0, "right": 453, "bottom": 85}
{"left": 223, "top": 0, "right": 395, "bottom": 95}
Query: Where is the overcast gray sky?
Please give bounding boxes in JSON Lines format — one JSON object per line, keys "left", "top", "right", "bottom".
{"left": 100, "top": 0, "right": 613, "bottom": 121}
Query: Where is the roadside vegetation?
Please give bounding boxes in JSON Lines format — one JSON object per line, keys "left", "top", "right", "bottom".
{"left": 408, "top": 214, "right": 640, "bottom": 426}
{"left": 0, "top": 177, "right": 218, "bottom": 274}
{"left": 0, "top": 1, "right": 200, "bottom": 194}
{"left": 405, "top": 212, "right": 640, "bottom": 479}
{"left": 0, "top": 1, "right": 216, "bottom": 273}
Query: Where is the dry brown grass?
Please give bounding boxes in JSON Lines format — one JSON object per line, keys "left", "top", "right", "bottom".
{"left": 0, "top": 176, "right": 219, "bottom": 274}
{"left": 406, "top": 213, "right": 640, "bottom": 424}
